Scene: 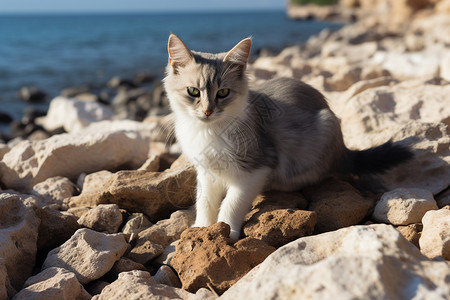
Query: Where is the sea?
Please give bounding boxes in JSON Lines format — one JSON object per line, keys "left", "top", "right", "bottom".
{"left": 0, "top": 10, "right": 342, "bottom": 128}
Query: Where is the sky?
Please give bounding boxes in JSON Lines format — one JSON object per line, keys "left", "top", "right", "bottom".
{"left": 0, "top": 0, "right": 287, "bottom": 14}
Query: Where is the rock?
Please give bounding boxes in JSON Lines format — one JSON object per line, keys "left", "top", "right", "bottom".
{"left": 379, "top": 122, "right": 450, "bottom": 195}
{"left": 134, "top": 72, "right": 155, "bottom": 85}
{"left": 0, "top": 112, "right": 13, "bottom": 124}
{"left": 419, "top": 207, "right": 450, "bottom": 260}
{"left": 60, "top": 86, "right": 91, "bottom": 98}
{"left": 0, "top": 144, "right": 10, "bottom": 160}
{"left": 171, "top": 222, "right": 275, "bottom": 295}
{"left": 221, "top": 224, "right": 450, "bottom": 300}
{"left": 107, "top": 76, "right": 137, "bottom": 89}
{"left": 19, "top": 86, "right": 46, "bottom": 102}
{"left": 77, "top": 204, "right": 123, "bottom": 234}
{"left": 36, "top": 207, "right": 81, "bottom": 254}
{"left": 396, "top": 223, "right": 422, "bottom": 248}
{"left": 121, "top": 213, "right": 153, "bottom": 235}
{"left": 324, "top": 66, "right": 361, "bottom": 91}
{"left": 153, "top": 240, "right": 178, "bottom": 265}
{"left": 91, "top": 270, "right": 215, "bottom": 300}
{"left": 105, "top": 257, "right": 146, "bottom": 282}
{"left": 95, "top": 164, "right": 196, "bottom": 222}
{"left": 12, "top": 267, "right": 90, "bottom": 300}
{"left": 66, "top": 207, "right": 91, "bottom": 219}
{"left": 340, "top": 82, "right": 450, "bottom": 149}
{"left": 40, "top": 96, "right": 114, "bottom": 133}
{"left": 243, "top": 208, "right": 316, "bottom": 248}
{"left": 152, "top": 265, "right": 181, "bottom": 288}
{"left": 127, "top": 240, "right": 164, "bottom": 265}
{"left": 0, "top": 193, "right": 40, "bottom": 291}
{"left": 0, "top": 120, "right": 162, "bottom": 191}
{"left": 31, "top": 176, "right": 77, "bottom": 209}
{"left": 84, "top": 280, "right": 109, "bottom": 296}
{"left": 373, "top": 188, "right": 438, "bottom": 225}
{"left": 70, "top": 170, "right": 114, "bottom": 208}
{"left": 436, "top": 188, "right": 450, "bottom": 208}
{"left": 42, "top": 228, "right": 128, "bottom": 284}
{"left": 303, "top": 178, "right": 374, "bottom": 233}
{"left": 0, "top": 259, "right": 15, "bottom": 300}
{"left": 137, "top": 155, "right": 160, "bottom": 172}
{"left": 136, "top": 209, "right": 195, "bottom": 248}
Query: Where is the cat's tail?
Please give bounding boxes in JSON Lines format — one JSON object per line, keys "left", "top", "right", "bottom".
{"left": 345, "top": 141, "right": 413, "bottom": 175}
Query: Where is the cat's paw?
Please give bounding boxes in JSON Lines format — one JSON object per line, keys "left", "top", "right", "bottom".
{"left": 229, "top": 229, "right": 241, "bottom": 241}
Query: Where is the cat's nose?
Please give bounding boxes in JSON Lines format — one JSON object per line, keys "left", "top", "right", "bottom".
{"left": 204, "top": 110, "right": 213, "bottom": 116}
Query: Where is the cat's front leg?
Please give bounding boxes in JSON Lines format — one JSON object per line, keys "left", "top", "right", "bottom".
{"left": 192, "top": 169, "right": 226, "bottom": 228}
{"left": 217, "top": 167, "right": 271, "bottom": 240}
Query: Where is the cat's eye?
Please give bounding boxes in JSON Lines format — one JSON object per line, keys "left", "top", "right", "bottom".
{"left": 217, "top": 88, "right": 230, "bottom": 99}
{"left": 187, "top": 87, "right": 200, "bottom": 98}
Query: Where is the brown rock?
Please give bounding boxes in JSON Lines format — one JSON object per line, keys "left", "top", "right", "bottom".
{"left": 396, "top": 223, "right": 423, "bottom": 248}
{"left": 77, "top": 204, "right": 123, "bottom": 234}
{"left": 0, "top": 259, "right": 15, "bottom": 300}
{"left": 303, "top": 177, "right": 374, "bottom": 233}
{"left": 36, "top": 207, "right": 81, "bottom": 254}
{"left": 250, "top": 191, "right": 309, "bottom": 211}
{"left": 31, "top": 176, "right": 77, "bottom": 209}
{"left": 137, "top": 155, "right": 160, "bottom": 172}
{"left": 121, "top": 213, "right": 153, "bottom": 235}
{"left": 95, "top": 163, "right": 196, "bottom": 222}
{"left": 243, "top": 208, "right": 316, "bottom": 248}
{"left": 171, "top": 222, "right": 275, "bottom": 295}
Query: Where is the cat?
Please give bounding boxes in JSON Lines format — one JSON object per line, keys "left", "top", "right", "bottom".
{"left": 163, "top": 34, "right": 413, "bottom": 240}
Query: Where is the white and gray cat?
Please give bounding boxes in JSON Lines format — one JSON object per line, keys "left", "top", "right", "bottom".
{"left": 163, "top": 34, "right": 412, "bottom": 240}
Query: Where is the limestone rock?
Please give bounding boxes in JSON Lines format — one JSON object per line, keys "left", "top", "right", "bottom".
{"left": 41, "top": 96, "right": 114, "bottom": 133}
{"left": 92, "top": 270, "right": 215, "bottom": 300}
{"left": 396, "top": 223, "right": 422, "bottom": 248}
{"left": 243, "top": 208, "right": 316, "bottom": 248}
{"left": 121, "top": 213, "right": 153, "bottom": 235}
{"left": 379, "top": 122, "right": 450, "bottom": 195}
{"left": 152, "top": 265, "right": 181, "bottom": 288}
{"left": 36, "top": 207, "right": 81, "bottom": 254}
{"left": 222, "top": 224, "right": 450, "bottom": 300}
{"left": 12, "top": 267, "right": 91, "bottom": 300}
{"left": 0, "top": 120, "right": 163, "bottom": 191}
{"left": 0, "top": 259, "right": 15, "bottom": 300}
{"left": 127, "top": 240, "right": 164, "bottom": 265}
{"left": 137, "top": 155, "right": 160, "bottom": 172}
{"left": 373, "top": 188, "right": 438, "bottom": 225}
{"left": 105, "top": 257, "right": 146, "bottom": 282}
{"left": 31, "top": 176, "right": 77, "bottom": 209}
{"left": 303, "top": 178, "right": 374, "bottom": 233}
{"left": 419, "top": 207, "right": 450, "bottom": 260}
{"left": 153, "top": 240, "right": 178, "bottom": 266}
{"left": 96, "top": 164, "right": 196, "bottom": 222}
{"left": 77, "top": 204, "right": 123, "bottom": 234}
{"left": 0, "top": 193, "right": 40, "bottom": 291}
{"left": 136, "top": 209, "right": 195, "bottom": 248}
{"left": 70, "top": 170, "right": 114, "bottom": 208}
{"left": 171, "top": 222, "right": 275, "bottom": 295}
{"left": 42, "top": 228, "right": 128, "bottom": 284}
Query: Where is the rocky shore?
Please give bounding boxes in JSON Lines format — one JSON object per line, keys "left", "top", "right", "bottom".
{"left": 1, "top": 1, "right": 450, "bottom": 299}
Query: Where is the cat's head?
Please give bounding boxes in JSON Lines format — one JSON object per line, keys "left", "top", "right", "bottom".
{"left": 163, "top": 34, "right": 251, "bottom": 125}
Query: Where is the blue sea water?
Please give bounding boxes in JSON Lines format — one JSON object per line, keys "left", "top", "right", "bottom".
{"left": 0, "top": 11, "right": 342, "bottom": 123}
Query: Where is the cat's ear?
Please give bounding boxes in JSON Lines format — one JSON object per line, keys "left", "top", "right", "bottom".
{"left": 168, "top": 34, "right": 193, "bottom": 68}
{"left": 224, "top": 37, "right": 252, "bottom": 66}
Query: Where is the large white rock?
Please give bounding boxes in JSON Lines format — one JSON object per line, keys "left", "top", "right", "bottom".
{"left": 12, "top": 267, "right": 91, "bottom": 300}
{"left": 0, "top": 120, "right": 163, "bottom": 191}
{"left": 40, "top": 96, "right": 114, "bottom": 133}
{"left": 373, "top": 188, "right": 438, "bottom": 225}
{"left": 419, "top": 207, "right": 450, "bottom": 260}
{"left": 0, "top": 193, "right": 40, "bottom": 292}
{"left": 221, "top": 224, "right": 450, "bottom": 300}
{"left": 42, "top": 228, "right": 128, "bottom": 284}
